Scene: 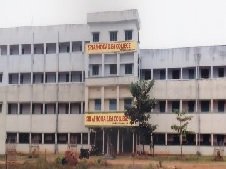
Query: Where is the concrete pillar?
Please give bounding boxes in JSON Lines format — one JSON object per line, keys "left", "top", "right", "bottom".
{"left": 81, "top": 102, "right": 84, "bottom": 114}
{"left": 68, "top": 133, "right": 70, "bottom": 144}
{"left": 211, "top": 99, "right": 213, "bottom": 113}
{"left": 165, "top": 100, "right": 168, "bottom": 113}
{"left": 211, "top": 66, "right": 213, "bottom": 79}
{"left": 102, "top": 129, "right": 105, "bottom": 154}
{"left": 81, "top": 133, "right": 83, "bottom": 146}
{"left": 211, "top": 134, "right": 214, "bottom": 146}
{"left": 102, "top": 54, "right": 104, "bottom": 77}
{"left": 117, "top": 53, "right": 120, "bottom": 76}
{"left": 117, "top": 129, "right": 120, "bottom": 154}
{"left": 180, "top": 100, "right": 183, "bottom": 112}
{"left": 180, "top": 68, "right": 183, "bottom": 79}
{"left": 165, "top": 133, "right": 167, "bottom": 146}
{"left": 166, "top": 68, "right": 168, "bottom": 80}
{"left": 196, "top": 133, "right": 198, "bottom": 146}
{"left": 101, "top": 86, "right": 105, "bottom": 111}
{"left": 85, "top": 87, "right": 89, "bottom": 112}
{"left": 42, "top": 133, "right": 44, "bottom": 144}
{"left": 151, "top": 69, "right": 154, "bottom": 80}
{"left": 117, "top": 86, "right": 120, "bottom": 111}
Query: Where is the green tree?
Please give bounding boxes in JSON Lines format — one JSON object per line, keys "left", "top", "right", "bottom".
{"left": 171, "top": 111, "right": 193, "bottom": 157}
{"left": 125, "top": 80, "right": 157, "bottom": 153}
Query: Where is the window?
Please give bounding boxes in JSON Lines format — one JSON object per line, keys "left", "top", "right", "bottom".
{"left": 125, "top": 64, "right": 132, "bottom": 74}
{"left": 141, "top": 69, "right": 151, "bottom": 80}
{"left": 172, "top": 101, "right": 179, "bottom": 112}
{"left": 45, "top": 72, "right": 56, "bottom": 83}
{"left": 201, "top": 101, "right": 210, "bottom": 112}
{"left": 19, "top": 133, "right": 29, "bottom": 144}
{"left": 92, "top": 32, "right": 99, "bottom": 42}
{"left": 124, "top": 98, "right": 132, "bottom": 109}
{"left": 0, "top": 73, "right": 3, "bottom": 83}
{"left": 110, "top": 31, "right": 117, "bottom": 41}
{"left": 19, "top": 103, "right": 30, "bottom": 114}
{"left": 70, "top": 103, "right": 81, "bottom": 114}
{"left": 82, "top": 133, "right": 88, "bottom": 144}
{"left": 46, "top": 43, "right": 56, "bottom": 54}
{"left": 159, "top": 101, "right": 166, "bottom": 113}
{"left": 218, "top": 68, "right": 224, "bottom": 77}
{"left": 92, "top": 65, "right": 99, "bottom": 76}
{"left": 58, "top": 72, "right": 69, "bottom": 82}
{"left": 215, "top": 134, "right": 224, "bottom": 146}
{"left": 8, "top": 103, "right": 18, "bottom": 114}
{"left": 9, "top": 73, "right": 19, "bottom": 84}
{"left": 188, "top": 101, "right": 195, "bottom": 113}
{"left": 57, "top": 133, "right": 68, "bottom": 144}
{"left": 6, "top": 133, "right": 17, "bottom": 143}
{"left": 71, "top": 71, "right": 82, "bottom": 82}
{"left": 184, "top": 134, "right": 196, "bottom": 145}
{"left": 20, "top": 73, "right": 31, "bottom": 84}
{"left": 200, "top": 134, "right": 211, "bottom": 145}
{"left": 109, "top": 99, "right": 117, "bottom": 110}
{"left": 95, "top": 99, "right": 101, "bottom": 111}
{"left": 72, "top": 41, "right": 82, "bottom": 52}
{"left": 167, "top": 134, "right": 180, "bottom": 145}
{"left": 188, "top": 69, "right": 195, "bottom": 79}
{"left": 0, "top": 103, "right": 2, "bottom": 113}
{"left": 0, "top": 45, "right": 7, "bottom": 55}
{"left": 125, "top": 30, "right": 132, "bottom": 40}
{"left": 32, "top": 103, "right": 43, "bottom": 114}
{"left": 31, "top": 133, "right": 42, "bottom": 144}
{"left": 21, "top": 44, "right": 31, "bottom": 54}
{"left": 200, "top": 69, "right": 209, "bottom": 79}
{"left": 59, "top": 42, "right": 70, "bottom": 53}
{"left": 110, "top": 64, "right": 117, "bottom": 75}
{"left": 10, "top": 45, "right": 19, "bottom": 55}
{"left": 44, "top": 133, "right": 55, "bottom": 144}
{"left": 172, "top": 69, "right": 180, "bottom": 79}
{"left": 34, "top": 44, "right": 44, "bottom": 54}
{"left": 154, "top": 133, "right": 165, "bottom": 145}
{"left": 160, "top": 69, "right": 166, "bottom": 80}
{"left": 58, "top": 103, "right": 69, "bottom": 114}
{"left": 70, "top": 133, "right": 81, "bottom": 144}
{"left": 33, "top": 73, "right": 44, "bottom": 84}
{"left": 45, "top": 103, "right": 56, "bottom": 114}
{"left": 218, "top": 101, "right": 225, "bottom": 112}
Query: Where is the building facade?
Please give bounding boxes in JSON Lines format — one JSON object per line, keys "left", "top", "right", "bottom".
{"left": 0, "top": 9, "right": 225, "bottom": 155}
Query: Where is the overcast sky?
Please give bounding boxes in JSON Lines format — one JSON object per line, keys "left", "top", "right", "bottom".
{"left": 1, "top": 0, "right": 226, "bottom": 49}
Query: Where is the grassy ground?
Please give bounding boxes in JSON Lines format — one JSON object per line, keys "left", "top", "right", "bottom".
{"left": 1, "top": 154, "right": 226, "bottom": 169}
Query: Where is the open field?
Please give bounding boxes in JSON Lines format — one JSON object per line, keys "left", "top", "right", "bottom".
{"left": 1, "top": 154, "right": 226, "bottom": 169}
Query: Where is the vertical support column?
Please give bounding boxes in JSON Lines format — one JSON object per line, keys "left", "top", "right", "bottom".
{"left": 102, "top": 129, "right": 105, "bottom": 154}
{"left": 117, "top": 86, "right": 119, "bottom": 111}
{"left": 180, "top": 68, "right": 183, "bottom": 79}
{"left": 81, "top": 133, "right": 83, "bottom": 147}
{"left": 211, "top": 99, "right": 213, "bottom": 113}
{"left": 117, "top": 53, "right": 120, "bottom": 76}
{"left": 134, "top": 52, "right": 138, "bottom": 76}
{"left": 42, "top": 133, "right": 44, "bottom": 144}
{"left": 81, "top": 102, "right": 84, "bottom": 114}
{"left": 166, "top": 68, "right": 168, "bottom": 80}
{"left": 132, "top": 132, "right": 135, "bottom": 153}
{"left": 68, "top": 133, "right": 70, "bottom": 145}
{"left": 85, "top": 87, "right": 89, "bottom": 112}
{"left": 211, "top": 134, "right": 214, "bottom": 146}
{"left": 102, "top": 54, "right": 104, "bottom": 77}
{"left": 88, "top": 130, "right": 90, "bottom": 147}
{"left": 101, "top": 86, "right": 105, "bottom": 111}
{"left": 117, "top": 129, "right": 119, "bottom": 154}
{"left": 121, "top": 134, "right": 124, "bottom": 153}
{"left": 165, "top": 133, "right": 167, "bottom": 146}
{"left": 151, "top": 69, "right": 154, "bottom": 80}
{"left": 180, "top": 100, "right": 183, "bottom": 112}
{"left": 211, "top": 66, "right": 213, "bottom": 79}
{"left": 195, "top": 133, "right": 198, "bottom": 146}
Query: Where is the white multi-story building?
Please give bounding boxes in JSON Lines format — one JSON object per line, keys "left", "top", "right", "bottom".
{"left": 0, "top": 9, "right": 225, "bottom": 155}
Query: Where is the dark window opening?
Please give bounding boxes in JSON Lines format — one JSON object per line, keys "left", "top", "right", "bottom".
{"left": 70, "top": 133, "right": 81, "bottom": 144}
{"left": 184, "top": 134, "right": 195, "bottom": 145}
{"left": 71, "top": 71, "right": 83, "bottom": 82}
{"left": 92, "top": 32, "right": 99, "bottom": 42}
{"left": 33, "top": 73, "right": 44, "bottom": 84}
{"left": 8, "top": 103, "right": 18, "bottom": 114}
{"left": 19, "top": 133, "right": 29, "bottom": 144}
{"left": 21, "top": 44, "right": 31, "bottom": 54}
{"left": 141, "top": 69, "right": 151, "bottom": 80}
{"left": 200, "top": 69, "right": 209, "bottom": 79}
{"left": 110, "top": 31, "right": 117, "bottom": 41}
{"left": 188, "top": 101, "right": 195, "bottom": 113}
{"left": 172, "top": 101, "right": 180, "bottom": 112}
{"left": 188, "top": 69, "right": 195, "bottom": 79}
{"left": 125, "top": 30, "right": 132, "bottom": 40}
{"left": 46, "top": 43, "right": 56, "bottom": 54}
{"left": 7, "top": 133, "right": 17, "bottom": 143}
{"left": 200, "top": 134, "right": 211, "bottom": 146}
{"left": 72, "top": 41, "right": 82, "bottom": 52}
{"left": 45, "top": 103, "right": 56, "bottom": 114}
{"left": 58, "top": 103, "right": 69, "bottom": 114}
{"left": 159, "top": 101, "right": 166, "bottom": 113}
{"left": 58, "top": 72, "right": 69, "bottom": 82}
{"left": 45, "top": 72, "right": 56, "bottom": 83}
{"left": 0, "top": 73, "right": 3, "bottom": 83}
{"left": 125, "top": 64, "right": 132, "bottom": 74}
{"left": 167, "top": 134, "right": 180, "bottom": 145}
{"left": 82, "top": 133, "right": 88, "bottom": 144}
{"left": 109, "top": 99, "right": 117, "bottom": 110}
{"left": 19, "top": 103, "right": 30, "bottom": 114}
{"left": 31, "top": 133, "right": 42, "bottom": 144}
{"left": 95, "top": 99, "right": 101, "bottom": 111}
{"left": 57, "top": 133, "right": 68, "bottom": 144}
{"left": 32, "top": 104, "right": 43, "bottom": 114}
{"left": 20, "top": 73, "right": 31, "bottom": 84}
{"left": 154, "top": 133, "right": 165, "bottom": 145}
{"left": 201, "top": 101, "right": 210, "bottom": 112}
{"left": 9, "top": 73, "right": 19, "bottom": 84}
{"left": 160, "top": 70, "right": 166, "bottom": 80}
{"left": 110, "top": 64, "right": 117, "bottom": 75}
{"left": 0, "top": 45, "right": 7, "bottom": 55}
{"left": 218, "top": 101, "right": 225, "bottom": 112}
{"left": 44, "top": 133, "right": 55, "bottom": 144}
{"left": 59, "top": 42, "right": 70, "bottom": 53}
{"left": 218, "top": 68, "right": 224, "bottom": 77}
{"left": 92, "top": 65, "right": 99, "bottom": 76}
{"left": 172, "top": 69, "right": 180, "bottom": 79}
{"left": 34, "top": 44, "right": 44, "bottom": 54}
{"left": 216, "top": 135, "right": 224, "bottom": 146}
{"left": 124, "top": 98, "right": 132, "bottom": 109}
{"left": 10, "top": 45, "right": 19, "bottom": 55}
{"left": 70, "top": 103, "right": 81, "bottom": 114}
